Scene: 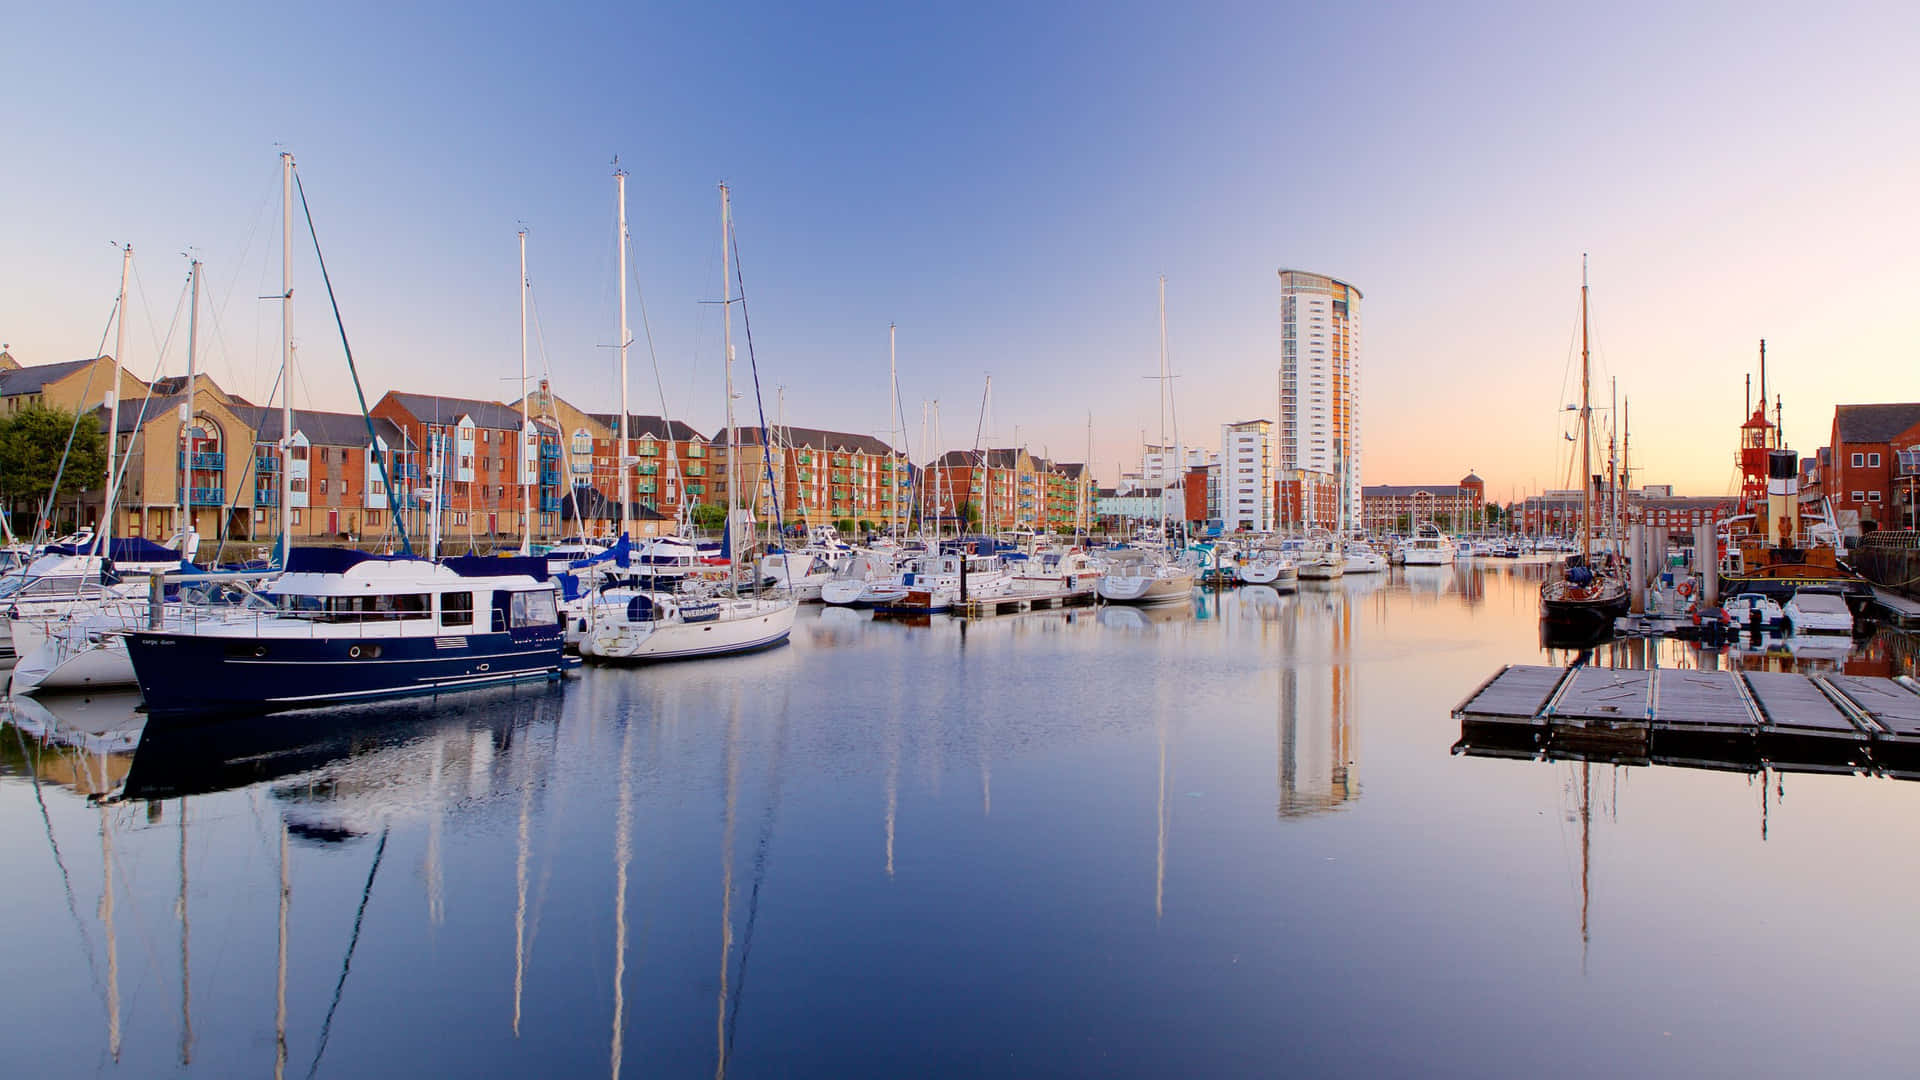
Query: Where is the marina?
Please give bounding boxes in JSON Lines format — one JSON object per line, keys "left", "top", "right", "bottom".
{"left": 9, "top": 7, "right": 1920, "bottom": 1076}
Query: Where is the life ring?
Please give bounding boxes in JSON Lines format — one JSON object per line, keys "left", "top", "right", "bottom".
{"left": 1678, "top": 580, "right": 1696, "bottom": 598}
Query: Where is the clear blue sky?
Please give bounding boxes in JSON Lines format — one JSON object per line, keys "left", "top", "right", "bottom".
{"left": 7, "top": 1, "right": 1919, "bottom": 495}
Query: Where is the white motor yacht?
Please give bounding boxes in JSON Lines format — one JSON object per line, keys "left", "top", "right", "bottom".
{"left": 1401, "top": 522, "right": 1456, "bottom": 565}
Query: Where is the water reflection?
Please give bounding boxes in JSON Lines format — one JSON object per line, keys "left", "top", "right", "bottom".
{"left": 3, "top": 569, "right": 1919, "bottom": 1078}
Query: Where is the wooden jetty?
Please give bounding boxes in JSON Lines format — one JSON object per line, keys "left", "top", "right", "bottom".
{"left": 958, "top": 585, "right": 1098, "bottom": 619}
{"left": 1453, "top": 664, "right": 1920, "bottom": 766}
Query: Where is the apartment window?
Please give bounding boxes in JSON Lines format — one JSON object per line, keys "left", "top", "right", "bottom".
{"left": 453, "top": 512, "right": 469, "bottom": 525}
{"left": 1852, "top": 453, "right": 1865, "bottom": 467}
{"left": 254, "top": 509, "right": 266, "bottom": 523}
{"left": 481, "top": 429, "right": 491, "bottom": 443}
{"left": 1869, "top": 491, "right": 1883, "bottom": 502}
{"left": 1853, "top": 491, "right": 1866, "bottom": 502}
{"left": 318, "top": 479, "right": 328, "bottom": 495}
{"left": 1869, "top": 453, "right": 1882, "bottom": 467}
{"left": 367, "top": 510, "right": 382, "bottom": 526}
{"left": 291, "top": 509, "right": 302, "bottom": 526}
{"left": 291, "top": 445, "right": 308, "bottom": 461}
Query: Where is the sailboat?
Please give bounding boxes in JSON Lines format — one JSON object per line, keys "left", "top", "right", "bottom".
{"left": 1098, "top": 276, "right": 1196, "bottom": 606}
{"left": 580, "top": 180, "right": 795, "bottom": 662}
{"left": 1540, "top": 260, "right": 1629, "bottom": 633}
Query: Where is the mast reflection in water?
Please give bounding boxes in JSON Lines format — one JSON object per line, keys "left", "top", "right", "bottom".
{"left": 6, "top": 565, "right": 1920, "bottom": 1078}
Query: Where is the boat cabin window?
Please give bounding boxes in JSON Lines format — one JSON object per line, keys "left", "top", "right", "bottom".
{"left": 441, "top": 591, "right": 475, "bottom": 628}
{"left": 278, "top": 593, "right": 431, "bottom": 621}
{"left": 492, "top": 589, "right": 558, "bottom": 630}
{"left": 18, "top": 577, "right": 105, "bottom": 599}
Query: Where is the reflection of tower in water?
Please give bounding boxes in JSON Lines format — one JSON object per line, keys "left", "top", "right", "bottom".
{"left": 1277, "top": 587, "right": 1360, "bottom": 817}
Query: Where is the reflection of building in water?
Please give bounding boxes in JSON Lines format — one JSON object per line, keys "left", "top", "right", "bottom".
{"left": 1277, "top": 589, "right": 1360, "bottom": 817}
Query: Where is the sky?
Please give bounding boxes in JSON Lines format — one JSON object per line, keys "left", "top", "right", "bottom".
{"left": 5, "top": 1, "right": 1918, "bottom": 498}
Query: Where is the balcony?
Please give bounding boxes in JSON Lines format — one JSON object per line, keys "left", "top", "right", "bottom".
{"left": 179, "top": 451, "right": 226, "bottom": 471}
{"left": 540, "top": 468, "right": 562, "bottom": 485}
{"left": 390, "top": 463, "right": 421, "bottom": 480}
{"left": 254, "top": 455, "right": 278, "bottom": 474}
{"left": 539, "top": 495, "right": 562, "bottom": 512}
{"left": 636, "top": 481, "right": 657, "bottom": 494}
{"left": 684, "top": 464, "right": 706, "bottom": 477}
{"left": 189, "top": 486, "right": 225, "bottom": 506}
{"left": 637, "top": 463, "right": 659, "bottom": 476}
{"left": 254, "top": 487, "right": 278, "bottom": 506}
{"left": 539, "top": 443, "right": 561, "bottom": 460}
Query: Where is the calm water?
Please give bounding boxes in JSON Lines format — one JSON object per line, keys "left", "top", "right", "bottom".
{"left": 6, "top": 561, "right": 1920, "bottom": 1078}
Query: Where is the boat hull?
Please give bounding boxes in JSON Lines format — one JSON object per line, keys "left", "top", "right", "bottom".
{"left": 125, "top": 626, "right": 566, "bottom": 720}
{"left": 1097, "top": 571, "right": 1195, "bottom": 606}
{"left": 582, "top": 603, "right": 795, "bottom": 662}
{"left": 10, "top": 635, "right": 136, "bottom": 695}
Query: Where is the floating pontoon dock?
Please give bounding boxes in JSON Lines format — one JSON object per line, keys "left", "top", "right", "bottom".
{"left": 1454, "top": 664, "right": 1920, "bottom": 750}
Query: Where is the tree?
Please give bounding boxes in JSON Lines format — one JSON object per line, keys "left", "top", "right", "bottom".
{"left": 1433, "top": 512, "right": 1452, "bottom": 532}
{"left": 691, "top": 503, "right": 727, "bottom": 530}
{"left": 957, "top": 499, "right": 980, "bottom": 528}
{"left": 1484, "top": 502, "right": 1505, "bottom": 527}
{"left": 0, "top": 404, "right": 107, "bottom": 528}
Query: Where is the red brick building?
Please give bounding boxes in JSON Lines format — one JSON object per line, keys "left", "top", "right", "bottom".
{"left": 1828, "top": 403, "right": 1920, "bottom": 531}
{"left": 371, "top": 392, "right": 564, "bottom": 541}
{"left": 1359, "top": 474, "right": 1485, "bottom": 534}
{"left": 243, "top": 407, "right": 418, "bottom": 542}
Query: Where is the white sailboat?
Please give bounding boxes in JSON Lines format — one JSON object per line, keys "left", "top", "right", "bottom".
{"left": 1236, "top": 539, "right": 1299, "bottom": 590}
{"left": 581, "top": 179, "right": 794, "bottom": 662}
{"left": 1097, "top": 276, "right": 1195, "bottom": 607}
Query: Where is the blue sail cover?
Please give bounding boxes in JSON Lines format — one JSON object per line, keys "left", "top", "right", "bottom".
{"left": 568, "top": 534, "right": 631, "bottom": 570}
{"left": 445, "top": 554, "right": 550, "bottom": 582}
{"left": 282, "top": 548, "right": 426, "bottom": 575}
{"left": 47, "top": 537, "right": 182, "bottom": 563}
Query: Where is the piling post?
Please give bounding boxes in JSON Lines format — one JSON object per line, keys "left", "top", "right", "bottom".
{"left": 150, "top": 573, "right": 165, "bottom": 630}
{"left": 1628, "top": 523, "right": 1646, "bottom": 614}
{"left": 1695, "top": 521, "right": 1718, "bottom": 607}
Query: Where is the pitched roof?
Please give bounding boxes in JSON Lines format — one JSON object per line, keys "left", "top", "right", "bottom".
{"left": 237, "top": 406, "right": 410, "bottom": 450}
{"left": 584, "top": 413, "right": 706, "bottom": 442}
{"left": 1835, "top": 403, "right": 1920, "bottom": 445}
{"left": 0, "top": 357, "right": 106, "bottom": 397}
{"left": 384, "top": 392, "right": 526, "bottom": 431}
{"left": 1460, "top": 472, "right": 1483, "bottom": 484}
{"left": 98, "top": 393, "right": 189, "bottom": 433}
{"left": 559, "top": 484, "right": 672, "bottom": 522}
{"left": 716, "top": 426, "right": 897, "bottom": 455}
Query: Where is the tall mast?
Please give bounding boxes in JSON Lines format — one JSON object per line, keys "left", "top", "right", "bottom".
{"left": 1083, "top": 410, "right": 1092, "bottom": 538}
{"left": 615, "top": 165, "right": 631, "bottom": 543}
{"left": 721, "top": 183, "right": 737, "bottom": 596}
{"left": 519, "top": 228, "right": 532, "bottom": 553}
{"left": 279, "top": 152, "right": 294, "bottom": 569}
{"left": 889, "top": 324, "right": 899, "bottom": 535}
{"left": 179, "top": 258, "right": 200, "bottom": 542}
{"left": 1610, "top": 376, "right": 1619, "bottom": 554}
{"left": 1579, "top": 256, "right": 1591, "bottom": 564}
{"left": 99, "top": 243, "right": 131, "bottom": 555}
{"left": 1158, "top": 275, "right": 1169, "bottom": 543}
{"left": 1758, "top": 339, "right": 1768, "bottom": 447}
